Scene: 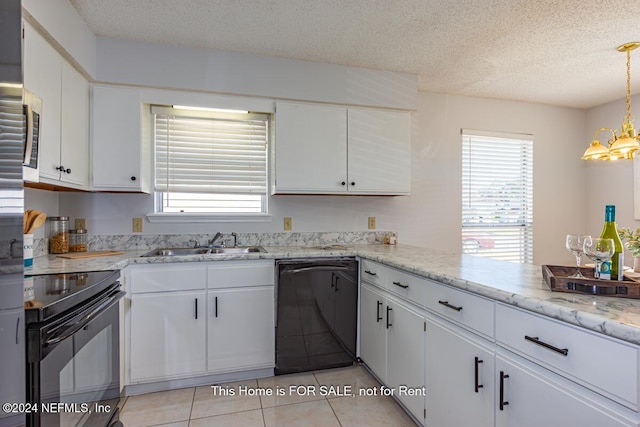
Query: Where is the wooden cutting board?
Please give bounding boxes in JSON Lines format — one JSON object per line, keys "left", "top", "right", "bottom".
{"left": 56, "top": 251, "right": 124, "bottom": 259}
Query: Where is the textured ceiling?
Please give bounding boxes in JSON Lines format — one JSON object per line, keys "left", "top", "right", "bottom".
{"left": 69, "top": 0, "right": 640, "bottom": 109}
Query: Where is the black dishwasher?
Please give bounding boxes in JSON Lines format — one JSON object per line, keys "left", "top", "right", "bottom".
{"left": 275, "top": 258, "right": 358, "bottom": 375}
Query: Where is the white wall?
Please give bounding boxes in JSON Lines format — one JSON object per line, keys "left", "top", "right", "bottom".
{"left": 49, "top": 92, "right": 588, "bottom": 266}
{"left": 390, "top": 93, "right": 587, "bottom": 265}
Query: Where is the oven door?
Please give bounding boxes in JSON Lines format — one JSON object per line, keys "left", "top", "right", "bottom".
{"left": 27, "top": 288, "right": 124, "bottom": 427}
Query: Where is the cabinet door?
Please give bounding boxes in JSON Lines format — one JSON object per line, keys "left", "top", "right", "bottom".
{"left": 495, "top": 353, "right": 638, "bottom": 427}
{"left": 130, "top": 291, "right": 206, "bottom": 382}
{"left": 60, "top": 60, "right": 89, "bottom": 187}
{"left": 386, "top": 299, "right": 425, "bottom": 422}
{"left": 274, "top": 102, "right": 348, "bottom": 193}
{"left": 359, "top": 283, "right": 387, "bottom": 382}
{"left": 425, "top": 318, "right": 494, "bottom": 427}
{"left": 92, "top": 85, "right": 147, "bottom": 191}
{"left": 347, "top": 109, "right": 410, "bottom": 194}
{"left": 207, "top": 287, "right": 274, "bottom": 373}
{"left": 23, "top": 22, "right": 62, "bottom": 182}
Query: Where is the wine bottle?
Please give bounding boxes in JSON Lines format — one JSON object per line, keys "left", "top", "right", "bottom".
{"left": 600, "top": 205, "right": 625, "bottom": 280}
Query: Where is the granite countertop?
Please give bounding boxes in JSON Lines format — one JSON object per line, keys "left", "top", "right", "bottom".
{"left": 26, "top": 244, "right": 640, "bottom": 346}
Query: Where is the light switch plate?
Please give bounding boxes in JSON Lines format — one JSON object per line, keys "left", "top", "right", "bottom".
{"left": 368, "top": 217, "right": 376, "bottom": 229}
{"left": 284, "top": 217, "right": 292, "bottom": 231}
{"left": 75, "top": 218, "right": 86, "bottom": 230}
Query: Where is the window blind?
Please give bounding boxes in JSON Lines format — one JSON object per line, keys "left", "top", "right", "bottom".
{"left": 462, "top": 130, "right": 533, "bottom": 263}
{"left": 153, "top": 107, "right": 268, "bottom": 195}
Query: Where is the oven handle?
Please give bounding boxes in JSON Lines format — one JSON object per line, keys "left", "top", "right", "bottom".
{"left": 45, "top": 290, "right": 125, "bottom": 347}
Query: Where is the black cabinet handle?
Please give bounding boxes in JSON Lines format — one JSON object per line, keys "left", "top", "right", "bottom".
{"left": 392, "top": 281, "right": 408, "bottom": 289}
{"left": 341, "top": 181, "right": 346, "bottom": 186}
{"left": 499, "top": 371, "right": 509, "bottom": 410}
{"left": 130, "top": 176, "right": 137, "bottom": 181}
{"left": 364, "top": 270, "right": 377, "bottom": 276}
{"left": 474, "top": 357, "right": 484, "bottom": 393}
{"left": 56, "top": 165, "right": 71, "bottom": 174}
{"left": 350, "top": 182, "right": 355, "bottom": 186}
{"left": 215, "top": 296, "right": 218, "bottom": 318}
{"left": 386, "top": 306, "right": 392, "bottom": 329}
{"left": 195, "top": 298, "right": 198, "bottom": 319}
{"left": 524, "top": 335, "right": 568, "bottom": 356}
{"left": 376, "top": 301, "right": 382, "bottom": 322}
{"left": 334, "top": 275, "right": 339, "bottom": 292}
{"left": 15, "top": 316, "right": 20, "bottom": 345}
{"left": 438, "top": 300, "right": 463, "bottom": 312}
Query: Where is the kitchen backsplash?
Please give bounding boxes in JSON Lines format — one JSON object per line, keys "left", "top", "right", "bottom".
{"left": 30, "top": 231, "right": 391, "bottom": 257}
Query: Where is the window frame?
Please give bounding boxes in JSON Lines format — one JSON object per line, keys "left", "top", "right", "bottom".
{"left": 148, "top": 105, "right": 272, "bottom": 223}
{"left": 461, "top": 129, "right": 534, "bottom": 263}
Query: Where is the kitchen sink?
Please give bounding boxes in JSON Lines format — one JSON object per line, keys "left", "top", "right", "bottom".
{"left": 141, "top": 246, "right": 266, "bottom": 257}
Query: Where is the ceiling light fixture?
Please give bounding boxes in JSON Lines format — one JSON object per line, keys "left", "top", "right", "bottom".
{"left": 582, "top": 42, "right": 640, "bottom": 161}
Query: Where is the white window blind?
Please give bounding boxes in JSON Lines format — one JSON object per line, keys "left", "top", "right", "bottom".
{"left": 462, "top": 130, "right": 533, "bottom": 263}
{"left": 153, "top": 107, "right": 268, "bottom": 214}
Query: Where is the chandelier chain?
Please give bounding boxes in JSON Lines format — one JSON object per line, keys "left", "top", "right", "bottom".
{"left": 627, "top": 46, "right": 632, "bottom": 122}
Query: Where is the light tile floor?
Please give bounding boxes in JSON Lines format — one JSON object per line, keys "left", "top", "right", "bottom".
{"left": 120, "top": 365, "right": 418, "bottom": 426}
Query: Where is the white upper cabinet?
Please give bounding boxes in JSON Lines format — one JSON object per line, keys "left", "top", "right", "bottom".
{"left": 274, "top": 102, "right": 348, "bottom": 193}
{"left": 347, "top": 109, "right": 411, "bottom": 194}
{"left": 273, "top": 101, "right": 411, "bottom": 195}
{"left": 23, "top": 22, "right": 89, "bottom": 189}
{"left": 91, "top": 85, "right": 149, "bottom": 192}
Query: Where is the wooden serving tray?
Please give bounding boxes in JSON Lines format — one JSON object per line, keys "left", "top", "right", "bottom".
{"left": 542, "top": 265, "right": 640, "bottom": 298}
{"left": 56, "top": 251, "right": 124, "bottom": 259}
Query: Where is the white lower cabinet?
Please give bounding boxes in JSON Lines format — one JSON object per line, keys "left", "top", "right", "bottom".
{"left": 125, "top": 260, "right": 275, "bottom": 386}
{"left": 207, "top": 286, "right": 274, "bottom": 373}
{"left": 130, "top": 290, "right": 206, "bottom": 382}
{"left": 360, "top": 282, "right": 425, "bottom": 422}
{"left": 495, "top": 351, "right": 638, "bottom": 427}
{"left": 425, "top": 317, "right": 494, "bottom": 427}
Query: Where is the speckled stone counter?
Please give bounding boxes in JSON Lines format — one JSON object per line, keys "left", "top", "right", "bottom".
{"left": 27, "top": 243, "right": 640, "bottom": 346}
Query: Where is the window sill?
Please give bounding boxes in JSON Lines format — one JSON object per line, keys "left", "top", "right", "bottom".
{"left": 147, "top": 213, "right": 272, "bottom": 223}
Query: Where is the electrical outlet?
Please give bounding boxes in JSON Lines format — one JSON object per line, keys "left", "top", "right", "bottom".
{"left": 75, "top": 218, "right": 86, "bottom": 230}
{"left": 284, "top": 217, "right": 292, "bottom": 231}
{"left": 368, "top": 217, "right": 376, "bottom": 229}
{"left": 132, "top": 217, "right": 143, "bottom": 233}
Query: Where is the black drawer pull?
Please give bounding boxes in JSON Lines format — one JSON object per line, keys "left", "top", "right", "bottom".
{"left": 524, "top": 335, "right": 568, "bottom": 356}
{"left": 386, "top": 306, "right": 392, "bottom": 329}
{"left": 364, "top": 270, "right": 377, "bottom": 276}
{"left": 392, "top": 281, "right": 408, "bottom": 289}
{"left": 376, "top": 300, "right": 382, "bottom": 322}
{"left": 474, "top": 357, "right": 483, "bottom": 393}
{"left": 195, "top": 298, "right": 198, "bottom": 319}
{"left": 499, "top": 371, "right": 509, "bottom": 410}
{"left": 215, "top": 296, "right": 219, "bottom": 318}
{"left": 438, "top": 300, "right": 463, "bottom": 312}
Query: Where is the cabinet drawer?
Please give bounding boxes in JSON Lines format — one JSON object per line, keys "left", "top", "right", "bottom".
{"left": 384, "top": 267, "right": 428, "bottom": 308}
{"left": 496, "top": 303, "right": 640, "bottom": 410}
{"left": 361, "top": 259, "right": 386, "bottom": 287}
{"left": 129, "top": 264, "right": 206, "bottom": 293}
{"left": 424, "top": 281, "right": 494, "bottom": 339}
{"left": 207, "top": 260, "right": 274, "bottom": 289}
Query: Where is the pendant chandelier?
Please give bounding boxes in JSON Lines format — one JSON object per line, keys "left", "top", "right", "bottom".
{"left": 582, "top": 42, "right": 640, "bottom": 161}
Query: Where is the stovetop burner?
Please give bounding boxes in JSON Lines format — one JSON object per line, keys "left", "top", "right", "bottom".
{"left": 24, "top": 270, "right": 120, "bottom": 323}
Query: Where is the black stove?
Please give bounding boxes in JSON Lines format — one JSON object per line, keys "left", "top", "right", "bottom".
{"left": 24, "top": 270, "right": 124, "bottom": 427}
{"left": 24, "top": 270, "right": 120, "bottom": 323}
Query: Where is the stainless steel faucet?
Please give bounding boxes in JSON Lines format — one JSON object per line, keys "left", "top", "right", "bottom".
{"left": 209, "top": 232, "right": 224, "bottom": 247}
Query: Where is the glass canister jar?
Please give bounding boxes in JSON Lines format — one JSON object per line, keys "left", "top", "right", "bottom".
{"left": 69, "top": 229, "right": 87, "bottom": 252}
{"left": 49, "top": 216, "right": 69, "bottom": 254}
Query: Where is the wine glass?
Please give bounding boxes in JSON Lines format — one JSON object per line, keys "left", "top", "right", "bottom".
{"left": 565, "top": 234, "right": 591, "bottom": 278}
{"left": 583, "top": 237, "right": 615, "bottom": 279}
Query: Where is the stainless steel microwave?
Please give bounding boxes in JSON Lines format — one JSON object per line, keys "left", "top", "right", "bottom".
{"left": 23, "top": 89, "right": 41, "bottom": 183}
